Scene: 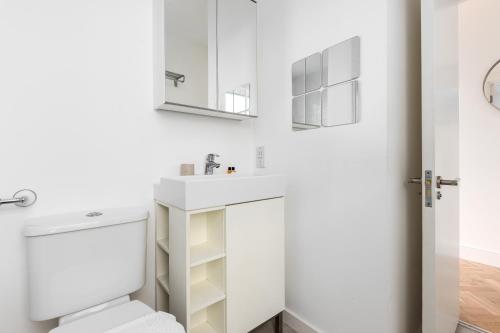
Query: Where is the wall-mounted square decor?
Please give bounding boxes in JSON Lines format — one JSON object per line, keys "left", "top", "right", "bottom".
{"left": 321, "top": 81, "right": 358, "bottom": 127}
{"left": 305, "top": 53, "right": 322, "bottom": 93}
{"left": 292, "top": 59, "right": 306, "bottom": 96}
{"left": 305, "top": 91, "right": 322, "bottom": 126}
{"left": 291, "top": 36, "right": 360, "bottom": 131}
{"left": 292, "top": 95, "right": 306, "bottom": 124}
{"left": 322, "top": 36, "right": 360, "bottom": 87}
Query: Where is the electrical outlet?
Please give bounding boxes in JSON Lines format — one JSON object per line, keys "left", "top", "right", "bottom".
{"left": 256, "top": 146, "right": 265, "bottom": 168}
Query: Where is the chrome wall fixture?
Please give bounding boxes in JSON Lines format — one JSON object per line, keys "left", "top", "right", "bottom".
{"left": 0, "top": 189, "right": 37, "bottom": 207}
{"left": 165, "top": 70, "right": 186, "bottom": 87}
{"left": 292, "top": 36, "right": 361, "bottom": 131}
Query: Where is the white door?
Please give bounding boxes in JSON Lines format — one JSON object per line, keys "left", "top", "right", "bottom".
{"left": 421, "top": 0, "right": 460, "bottom": 332}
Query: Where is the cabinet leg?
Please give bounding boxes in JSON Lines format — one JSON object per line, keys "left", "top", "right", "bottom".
{"left": 274, "top": 312, "right": 283, "bottom": 333}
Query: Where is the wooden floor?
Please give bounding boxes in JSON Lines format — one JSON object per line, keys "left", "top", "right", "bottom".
{"left": 460, "top": 259, "right": 500, "bottom": 332}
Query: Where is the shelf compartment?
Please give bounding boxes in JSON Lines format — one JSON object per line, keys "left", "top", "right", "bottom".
{"left": 191, "top": 243, "right": 225, "bottom": 267}
{"left": 191, "top": 300, "right": 225, "bottom": 333}
{"left": 190, "top": 209, "right": 225, "bottom": 249}
{"left": 190, "top": 209, "right": 225, "bottom": 270}
{"left": 157, "top": 238, "right": 170, "bottom": 254}
{"left": 156, "top": 247, "right": 169, "bottom": 278}
{"left": 190, "top": 258, "right": 225, "bottom": 314}
{"left": 155, "top": 203, "right": 169, "bottom": 241}
{"left": 191, "top": 323, "right": 218, "bottom": 333}
{"left": 157, "top": 274, "right": 170, "bottom": 294}
{"left": 190, "top": 280, "right": 225, "bottom": 314}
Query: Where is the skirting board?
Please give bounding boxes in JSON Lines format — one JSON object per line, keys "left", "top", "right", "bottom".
{"left": 284, "top": 309, "right": 320, "bottom": 333}
{"left": 284, "top": 312, "right": 488, "bottom": 333}
{"left": 457, "top": 321, "right": 491, "bottom": 333}
{"left": 460, "top": 246, "right": 500, "bottom": 269}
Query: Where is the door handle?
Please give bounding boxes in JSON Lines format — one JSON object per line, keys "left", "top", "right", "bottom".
{"left": 408, "top": 177, "right": 422, "bottom": 184}
{"left": 436, "top": 176, "right": 459, "bottom": 188}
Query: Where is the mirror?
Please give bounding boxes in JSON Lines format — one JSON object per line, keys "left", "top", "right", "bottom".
{"left": 165, "top": 0, "right": 217, "bottom": 109}
{"left": 322, "top": 81, "right": 358, "bottom": 127}
{"left": 305, "top": 53, "right": 322, "bottom": 93}
{"left": 217, "top": 0, "right": 257, "bottom": 115}
{"left": 291, "top": 36, "right": 360, "bottom": 131}
{"left": 163, "top": 0, "right": 257, "bottom": 118}
{"left": 322, "top": 36, "right": 360, "bottom": 87}
{"left": 483, "top": 60, "right": 500, "bottom": 110}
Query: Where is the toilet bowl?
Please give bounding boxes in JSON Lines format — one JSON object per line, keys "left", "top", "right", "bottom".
{"left": 24, "top": 207, "right": 185, "bottom": 333}
{"left": 49, "top": 299, "right": 183, "bottom": 333}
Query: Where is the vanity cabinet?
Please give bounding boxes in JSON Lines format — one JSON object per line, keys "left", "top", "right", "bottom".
{"left": 155, "top": 197, "right": 285, "bottom": 333}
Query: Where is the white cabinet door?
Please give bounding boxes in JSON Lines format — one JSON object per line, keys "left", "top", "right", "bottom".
{"left": 225, "top": 198, "right": 285, "bottom": 333}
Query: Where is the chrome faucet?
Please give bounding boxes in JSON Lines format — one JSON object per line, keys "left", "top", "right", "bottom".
{"left": 204, "top": 153, "right": 221, "bottom": 175}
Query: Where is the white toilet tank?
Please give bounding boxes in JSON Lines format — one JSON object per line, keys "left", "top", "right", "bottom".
{"left": 24, "top": 207, "right": 148, "bottom": 321}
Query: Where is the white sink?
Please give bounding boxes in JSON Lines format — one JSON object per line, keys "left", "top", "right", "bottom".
{"left": 154, "top": 174, "right": 286, "bottom": 210}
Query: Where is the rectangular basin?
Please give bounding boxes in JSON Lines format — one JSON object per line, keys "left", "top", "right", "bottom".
{"left": 154, "top": 174, "right": 286, "bottom": 211}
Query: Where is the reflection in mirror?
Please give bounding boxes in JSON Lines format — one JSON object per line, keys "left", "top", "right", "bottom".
{"left": 484, "top": 60, "right": 500, "bottom": 110}
{"left": 165, "top": 0, "right": 217, "bottom": 109}
{"left": 224, "top": 84, "right": 250, "bottom": 114}
{"left": 217, "top": 0, "right": 257, "bottom": 116}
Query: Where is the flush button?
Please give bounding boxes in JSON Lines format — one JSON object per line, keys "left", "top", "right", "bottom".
{"left": 86, "top": 211, "right": 103, "bottom": 217}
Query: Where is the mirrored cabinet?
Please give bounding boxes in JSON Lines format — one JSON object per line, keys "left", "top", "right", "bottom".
{"left": 154, "top": 0, "right": 258, "bottom": 120}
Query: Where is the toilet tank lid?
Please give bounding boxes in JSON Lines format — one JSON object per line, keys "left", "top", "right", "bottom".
{"left": 24, "top": 207, "right": 149, "bottom": 237}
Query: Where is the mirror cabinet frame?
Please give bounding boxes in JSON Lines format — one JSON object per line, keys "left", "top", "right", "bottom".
{"left": 153, "top": 0, "right": 258, "bottom": 121}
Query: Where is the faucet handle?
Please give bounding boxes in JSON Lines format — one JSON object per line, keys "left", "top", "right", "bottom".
{"left": 207, "top": 153, "right": 220, "bottom": 161}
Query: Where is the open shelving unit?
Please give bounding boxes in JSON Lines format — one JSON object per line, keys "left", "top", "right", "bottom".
{"left": 190, "top": 300, "right": 225, "bottom": 333}
{"left": 155, "top": 203, "right": 170, "bottom": 312}
{"left": 156, "top": 204, "right": 227, "bottom": 333}
{"left": 188, "top": 209, "right": 226, "bottom": 332}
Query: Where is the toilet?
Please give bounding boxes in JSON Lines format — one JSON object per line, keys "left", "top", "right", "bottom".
{"left": 24, "top": 207, "right": 185, "bottom": 333}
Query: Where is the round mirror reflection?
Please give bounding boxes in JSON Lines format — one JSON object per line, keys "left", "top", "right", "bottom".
{"left": 483, "top": 60, "right": 500, "bottom": 110}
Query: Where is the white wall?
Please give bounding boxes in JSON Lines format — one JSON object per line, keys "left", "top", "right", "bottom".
{"left": 0, "top": 1, "right": 254, "bottom": 332}
{"left": 459, "top": 0, "right": 500, "bottom": 267}
{"left": 256, "top": 0, "right": 421, "bottom": 332}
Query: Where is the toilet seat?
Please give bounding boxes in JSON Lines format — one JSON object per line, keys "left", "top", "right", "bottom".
{"left": 49, "top": 301, "right": 184, "bottom": 333}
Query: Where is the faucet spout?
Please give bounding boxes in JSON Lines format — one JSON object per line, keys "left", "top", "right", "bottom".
{"left": 204, "top": 154, "right": 221, "bottom": 175}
